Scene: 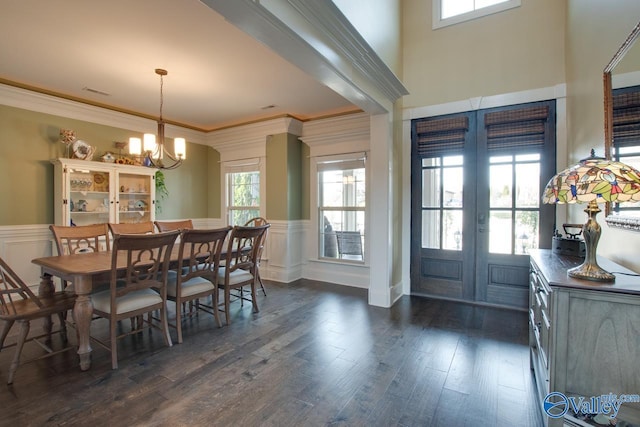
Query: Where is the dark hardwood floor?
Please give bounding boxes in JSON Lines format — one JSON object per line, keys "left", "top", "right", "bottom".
{"left": 0, "top": 279, "right": 543, "bottom": 427}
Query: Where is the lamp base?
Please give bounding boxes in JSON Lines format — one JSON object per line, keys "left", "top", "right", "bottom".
{"left": 568, "top": 262, "right": 615, "bottom": 282}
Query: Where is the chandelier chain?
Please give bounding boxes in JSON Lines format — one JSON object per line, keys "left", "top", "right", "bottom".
{"left": 159, "top": 74, "right": 164, "bottom": 123}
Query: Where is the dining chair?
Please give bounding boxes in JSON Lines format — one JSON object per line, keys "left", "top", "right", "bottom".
{"left": 154, "top": 219, "right": 194, "bottom": 232}
{"left": 107, "top": 221, "right": 155, "bottom": 236}
{"left": 107, "top": 221, "right": 156, "bottom": 329}
{"left": 216, "top": 224, "right": 270, "bottom": 325}
{"left": 243, "top": 217, "right": 269, "bottom": 296}
{"left": 166, "top": 227, "right": 231, "bottom": 343}
{"left": 50, "top": 223, "right": 111, "bottom": 255}
{"left": 90, "top": 230, "right": 179, "bottom": 369}
{"left": 49, "top": 223, "right": 111, "bottom": 290}
{"left": 154, "top": 220, "right": 195, "bottom": 313}
{"left": 0, "top": 257, "right": 76, "bottom": 384}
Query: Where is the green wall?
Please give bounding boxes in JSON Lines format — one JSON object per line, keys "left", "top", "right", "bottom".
{"left": 265, "top": 133, "right": 304, "bottom": 220}
{"left": 301, "top": 142, "right": 310, "bottom": 220}
{"left": 0, "top": 104, "right": 219, "bottom": 225}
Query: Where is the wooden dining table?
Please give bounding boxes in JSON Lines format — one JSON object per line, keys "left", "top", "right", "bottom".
{"left": 31, "top": 246, "right": 217, "bottom": 371}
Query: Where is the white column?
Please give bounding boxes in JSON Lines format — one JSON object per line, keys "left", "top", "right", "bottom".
{"left": 368, "top": 113, "right": 393, "bottom": 307}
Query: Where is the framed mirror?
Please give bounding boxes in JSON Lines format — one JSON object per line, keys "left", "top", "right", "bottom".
{"left": 604, "top": 21, "right": 640, "bottom": 231}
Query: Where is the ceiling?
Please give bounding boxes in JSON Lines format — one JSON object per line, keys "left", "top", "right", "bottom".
{"left": 0, "top": 0, "right": 359, "bottom": 132}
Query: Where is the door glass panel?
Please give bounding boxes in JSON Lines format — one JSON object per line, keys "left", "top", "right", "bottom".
{"left": 443, "top": 167, "right": 463, "bottom": 208}
{"left": 422, "top": 169, "right": 441, "bottom": 208}
{"left": 118, "top": 173, "right": 152, "bottom": 224}
{"left": 69, "top": 167, "right": 112, "bottom": 226}
{"left": 489, "top": 211, "right": 512, "bottom": 254}
{"left": 443, "top": 210, "right": 463, "bottom": 250}
{"left": 516, "top": 163, "right": 540, "bottom": 208}
{"left": 422, "top": 210, "right": 440, "bottom": 249}
{"left": 515, "top": 211, "right": 539, "bottom": 254}
{"left": 490, "top": 163, "right": 513, "bottom": 208}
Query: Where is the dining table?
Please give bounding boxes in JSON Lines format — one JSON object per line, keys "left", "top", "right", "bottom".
{"left": 31, "top": 245, "right": 223, "bottom": 371}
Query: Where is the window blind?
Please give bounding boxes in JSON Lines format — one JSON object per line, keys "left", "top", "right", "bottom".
{"left": 613, "top": 87, "right": 640, "bottom": 148}
{"left": 484, "top": 105, "right": 549, "bottom": 152}
{"left": 412, "top": 115, "right": 469, "bottom": 157}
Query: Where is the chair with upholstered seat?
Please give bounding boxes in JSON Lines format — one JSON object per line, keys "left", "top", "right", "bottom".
{"left": 166, "top": 227, "right": 230, "bottom": 343}
{"left": 107, "top": 221, "right": 156, "bottom": 329}
{"left": 217, "top": 224, "right": 270, "bottom": 325}
{"left": 90, "top": 230, "right": 179, "bottom": 369}
{"left": 0, "top": 257, "right": 76, "bottom": 384}
{"left": 242, "top": 217, "right": 269, "bottom": 296}
{"left": 154, "top": 219, "right": 194, "bottom": 233}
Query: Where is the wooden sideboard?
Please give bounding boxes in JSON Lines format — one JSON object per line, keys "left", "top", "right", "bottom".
{"left": 529, "top": 249, "right": 640, "bottom": 426}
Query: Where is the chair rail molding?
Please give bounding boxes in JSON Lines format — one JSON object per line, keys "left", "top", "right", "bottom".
{"left": 0, "top": 224, "right": 55, "bottom": 290}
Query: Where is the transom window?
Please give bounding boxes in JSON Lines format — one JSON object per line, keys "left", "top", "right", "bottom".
{"left": 433, "top": 0, "right": 520, "bottom": 29}
{"left": 318, "top": 157, "right": 366, "bottom": 262}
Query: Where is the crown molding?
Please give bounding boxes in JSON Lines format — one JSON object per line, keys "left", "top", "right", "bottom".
{"left": 0, "top": 83, "right": 207, "bottom": 145}
{"left": 300, "top": 112, "right": 370, "bottom": 147}
{"left": 208, "top": 116, "right": 303, "bottom": 161}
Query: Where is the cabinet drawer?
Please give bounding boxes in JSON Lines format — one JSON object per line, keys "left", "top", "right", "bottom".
{"left": 530, "top": 266, "right": 551, "bottom": 369}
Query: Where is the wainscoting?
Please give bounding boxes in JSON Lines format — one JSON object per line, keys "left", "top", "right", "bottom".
{"left": 0, "top": 219, "right": 371, "bottom": 294}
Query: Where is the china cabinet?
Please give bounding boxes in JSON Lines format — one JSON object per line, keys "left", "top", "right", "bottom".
{"left": 529, "top": 249, "right": 640, "bottom": 426}
{"left": 52, "top": 158, "right": 156, "bottom": 227}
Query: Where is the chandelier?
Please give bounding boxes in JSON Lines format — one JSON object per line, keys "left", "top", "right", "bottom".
{"left": 129, "top": 68, "right": 186, "bottom": 170}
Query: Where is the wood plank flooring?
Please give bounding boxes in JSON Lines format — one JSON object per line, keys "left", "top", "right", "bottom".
{"left": 0, "top": 279, "right": 543, "bottom": 426}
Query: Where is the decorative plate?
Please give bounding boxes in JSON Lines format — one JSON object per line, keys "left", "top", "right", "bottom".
{"left": 72, "top": 140, "right": 94, "bottom": 160}
{"left": 93, "top": 173, "right": 105, "bottom": 185}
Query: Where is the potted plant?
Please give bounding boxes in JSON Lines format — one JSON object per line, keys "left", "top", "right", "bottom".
{"left": 155, "top": 171, "right": 169, "bottom": 214}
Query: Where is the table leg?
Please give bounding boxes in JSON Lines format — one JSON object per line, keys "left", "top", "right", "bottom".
{"left": 38, "top": 272, "right": 55, "bottom": 339}
{"left": 72, "top": 275, "right": 93, "bottom": 371}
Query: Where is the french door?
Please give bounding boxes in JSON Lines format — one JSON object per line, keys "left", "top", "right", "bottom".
{"left": 410, "top": 101, "right": 556, "bottom": 309}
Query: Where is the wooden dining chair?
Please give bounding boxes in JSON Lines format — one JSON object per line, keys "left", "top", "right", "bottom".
{"left": 107, "top": 221, "right": 157, "bottom": 329}
{"left": 89, "top": 230, "right": 179, "bottom": 369}
{"left": 0, "top": 257, "right": 76, "bottom": 384}
{"left": 154, "top": 219, "right": 194, "bottom": 232}
{"left": 243, "top": 217, "right": 269, "bottom": 296}
{"left": 216, "top": 224, "right": 270, "bottom": 325}
{"left": 50, "top": 223, "right": 111, "bottom": 255}
{"left": 166, "top": 227, "right": 231, "bottom": 343}
{"left": 107, "top": 221, "right": 155, "bottom": 236}
{"left": 49, "top": 223, "right": 111, "bottom": 291}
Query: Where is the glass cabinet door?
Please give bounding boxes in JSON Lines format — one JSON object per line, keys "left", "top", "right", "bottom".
{"left": 66, "top": 166, "right": 112, "bottom": 226}
{"left": 116, "top": 172, "right": 153, "bottom": 224}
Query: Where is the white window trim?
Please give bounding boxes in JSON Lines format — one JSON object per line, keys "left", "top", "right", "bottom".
{"left": 312, "top": 152, "right": 368, "bottom": 265}
{"left": 432, "top": 0, "right": 521, "bottom": 30}
{"left": 221, "top": 157, "right": 266, "bottom": 225}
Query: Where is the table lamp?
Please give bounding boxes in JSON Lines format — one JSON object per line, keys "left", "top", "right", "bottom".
{"left": 543, "top": 149, "right": 640, "bottom": 282}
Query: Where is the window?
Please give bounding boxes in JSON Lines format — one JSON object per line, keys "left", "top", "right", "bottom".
{"left": 433, "top": 0, "right": 520, "bottom": 29}
{"left": 225, "top": 160, "right": 261, "bottom": 226}
{"left": 318, "top": 156, "right": 366, "bottom": 262}
{"left": 612, "top": 86, "right": 640, "bottom": 215}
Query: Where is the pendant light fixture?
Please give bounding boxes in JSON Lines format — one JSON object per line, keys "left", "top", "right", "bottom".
{"left": 129, "top": 68, "right": 186, "bottom": 169}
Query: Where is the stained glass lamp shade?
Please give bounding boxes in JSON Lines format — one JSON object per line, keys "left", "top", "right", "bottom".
{"left": 543, "top": 149, "right": 640, "bottom": 281}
